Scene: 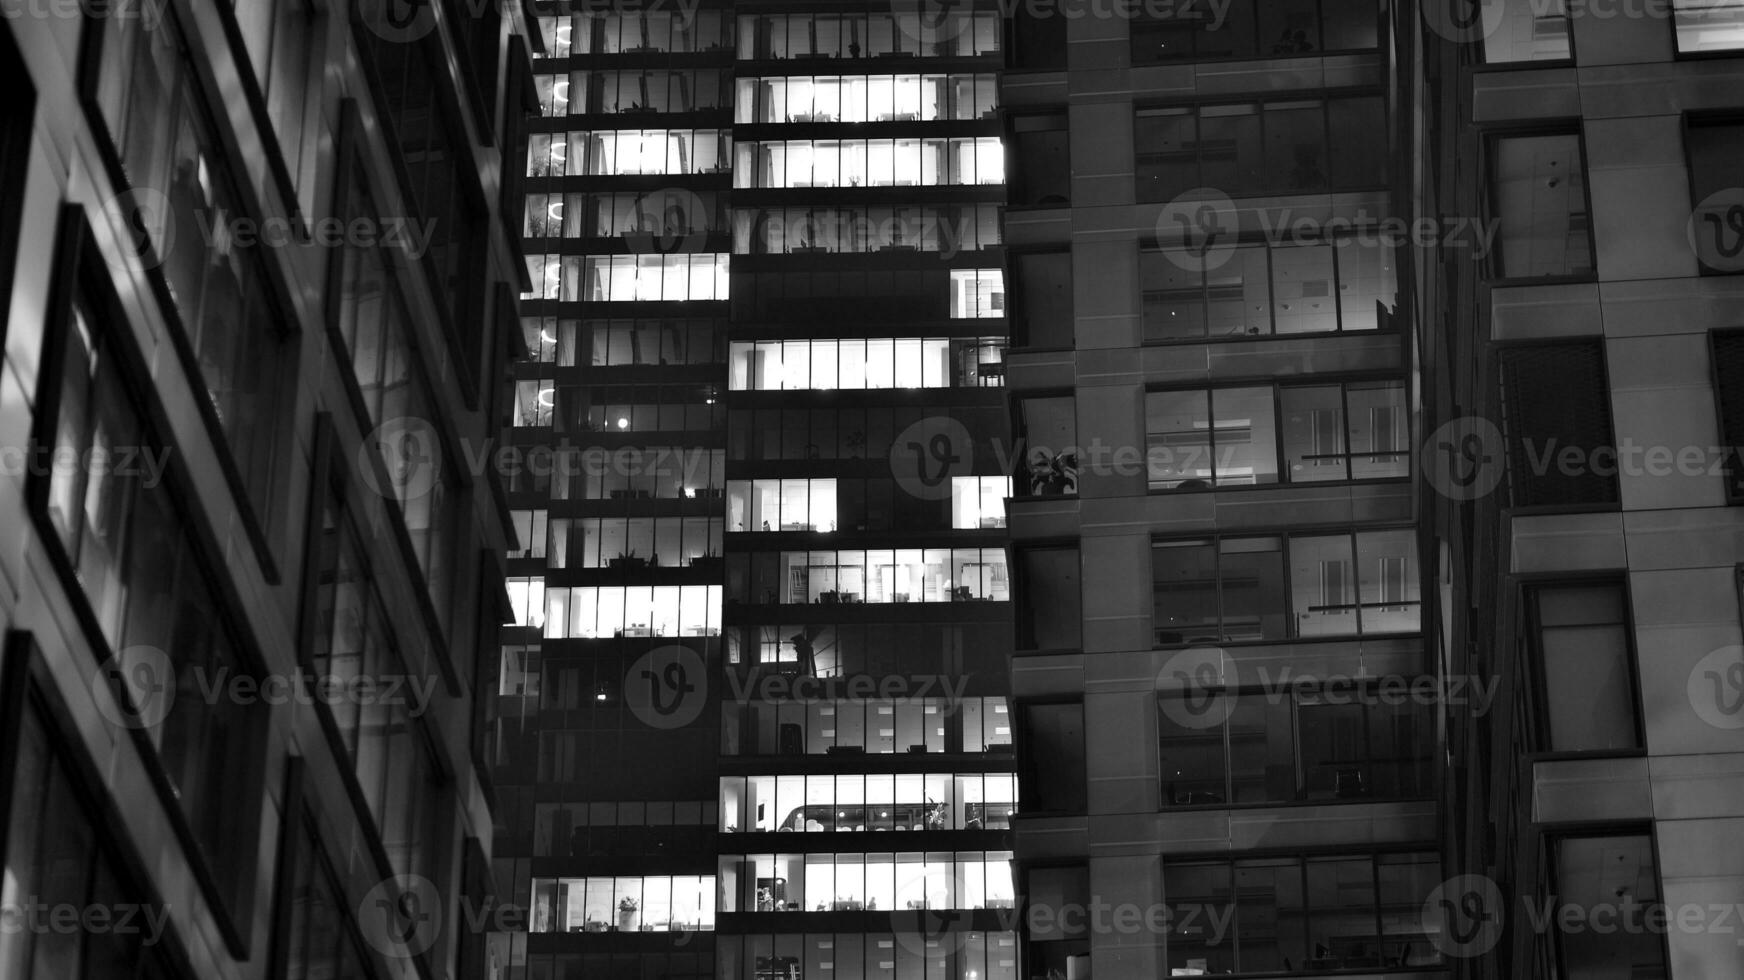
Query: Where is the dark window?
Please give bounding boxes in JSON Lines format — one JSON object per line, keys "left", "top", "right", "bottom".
{"left": 271, "top": 766, "right": 376, "bottom": 980}
{"left": 0, "top": 671, "right": 187, "bottom": 980}
{"left": 1027, "top": 867, "right": 1090, "bottom": 977}
{"left": 1687, "top": 118, "right": 1744, "bottom": 274}
{"left": 1712, "top": 330, "right": 1744, "bottom": 498}
{"left": 1548, "top": 835, "right": 1666, "bottom": 978}
{"left": 1137, "top": 95, "right": 1386, "bottom": 202}
{"left": 1487, "top": 131, "right": 1594, "bottom": 279}
{"left": 1019, "top": 547, "right": 1082, "bottom": 650}
{"left": 354, "top": 3, "right": 489, "bottom": 402}
{"left": 1525, "top": 582, "right": 1640, "bottom": 752}
{"left": 1013, "top": 251, "right": 1073, "bottom": 348}
{"left": 1011, "top": 7, "right": 1066, "bottom": 68}
{"left": 1019, "top": 396, "right": 1078, "bottom": 496}
{"left": 1164, "top": 853, "right": 1441, "bottom": 975}
{"left": 1153, "top": 531, "right": 1420, "bottom": 643}
{"left": 90, "top": 6, "right": 296, "bottom": 547}
{"left": 1131, "top": 0, "right": 1378, "bottom": 63}
{"left": 1021, "top": 702, "right": 1086, "bottom": 813}
{"left": 31, "top": 219, "right": 264, "bottom": 929}
{"left": 1158, "top": 687, "right": 1433, "bottom": 806}
{"left": 1497, "top": 340, "right": 1617, "bottom": 507}
{"left": 1012, "top": 113, "right": 1070, "bottom": 207}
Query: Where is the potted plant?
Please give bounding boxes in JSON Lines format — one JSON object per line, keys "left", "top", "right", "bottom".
{"left": 617, "top": 897, "right": 639, "bottom": 932}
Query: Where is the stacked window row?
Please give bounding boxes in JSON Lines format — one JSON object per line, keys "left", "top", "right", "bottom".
{"left": 1141, "top": 239, "right": 1396, "bottom": 341}
{"left": 523, "top": 191, "right": 729, "bottom": 243}
{"left": 729, "top": 338, "right": 1006, "bottom": 390}
{"left": 721, "top": 697, "right": 1010, "bottom": 756}
{"left": 719, "top": 852, "right": 1014, "bottom": 913}
{"left": 735, "top": 137, "right": 1004, "bottom": 188}
{"left": 501, "top": 447, "right": 726, "bottom": 501}
{"left": 736, "top": 204, "right": 1002, "bottom": 255}
{"left": 720, "top": 774, "right": 1018, "bottom": 833}
{"left": 536, "top": 69, "right": 731, "bottom": 116}
{"left": 526, "top": 130, "right": 730, "bottom": 177}
{"left": 736, "top": 12, "right": 1001, "bottom": 60}
{"left": 506, "top": 579, "right": 724, "bottom": 639}
{"left": 524, "top": 254, "right": 731, "bottom": 302}
{"left": 726, "top": 477, "right": 1009, "bottom": 533}
{"left": 537, "top": 11, "right": 734, "bottom": 56}
{"left": 531, "top": 876, "right": 715, "bottom": 933}
{"left": 732, "top": 549, "right": 1010, "bottom": 605}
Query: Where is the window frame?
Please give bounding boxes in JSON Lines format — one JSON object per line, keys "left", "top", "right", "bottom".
{"left": 1150, "top": 527, "right": 1424, "bottom": 646}
{"left": 1481, "top": 122, "right": 1600, "bottom": 285}
{"left": 1669, "top": 0, "right": 1744, "bottom": 58}
{"left": 1144, "top": 376, "right": 1411, "bottom": 491}
{"left": 23, "top": 206, "right": 269, "bottom": 958}
{"left": 1466, "top": 0, "right": 1578, "bottom": 71}
{"left": 0, "top": 631, "right": 203, "bottom": 980}
{"left": 76, "top": 0, "right": 301, "bottom": 583}
{"left": 1707, "top": 328, "right": 1744, "bottom": 501}
{"left": 1682, "top": 111, "right": 1744, "bottom": 276}
{"left": 1541, "top": 827, "right": 1671, "bottom": 980}
{"left": 1493, "top": 336, "right": 1620, "bottom": 512}
{"left": 215, "top": 0, "right": 320, "bottom": 218}
{"left": 1517, "top": 574, "right": 1647, "bottom": 758}
{"left": 1128, "top": 0, "right": 1385, "bottom": 66}
{"left": 0, "top": 24, "right": 35, "bottom": 352}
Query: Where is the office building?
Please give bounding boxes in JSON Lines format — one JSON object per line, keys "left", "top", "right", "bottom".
{"left": 492, "top": 2, "right": 1019, "bottom": 978}
{"left": 0, "top": 3, "right": 534, "bottom": 980}
{"left": 1001, "top": 1, "right": 1439, "bottom": 976}
{"left": 1427, "top": 1, "right": 1744, "bottom": 978}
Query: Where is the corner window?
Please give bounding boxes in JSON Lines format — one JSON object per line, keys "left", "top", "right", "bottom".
{"left": 1674, "top": 0, "right": 1744, "bottom": 52}
{"left": 1711, "top": 330, "right": 1744, "bottom": 499}
{"left": 1487, "top": 130, "right": 1594, "bottom": 279}
{"left": 1496, "top": 340, "right": 1618, "bottom": 507}
{"left": 1548, "top": 835, "right": 1667, "bottom": 977}
{"left": 1686, "top": 117, "right": 1744, "bottom": 274}
{"left": 1525, "top": 582, "right": 1641, "bottom": 752}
